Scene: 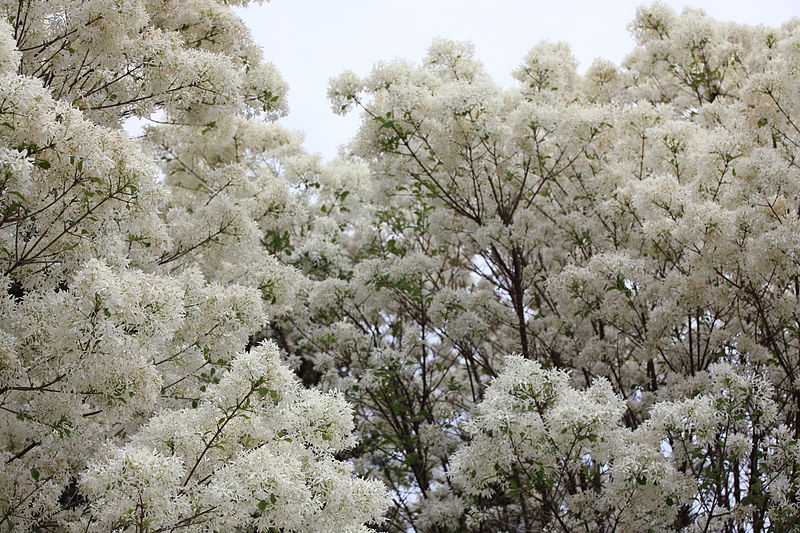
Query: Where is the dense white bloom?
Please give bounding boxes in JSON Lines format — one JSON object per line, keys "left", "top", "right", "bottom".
{"left": 513, "top": 41, "right": 578, "bottom": 95}
{"left": 5, "top": 1, "right": 800, "bottom": 531}
{"left": 79, "top": 445, "right": 191, "bottom": 532}
{"left": 0, "top": 2, "right": 388, "bottom": 531}
{"left": 318, "top": 4, "right": 800, "bottom": 531}
{"left": 450, "top": 355, "right": 685, "bottom": 532}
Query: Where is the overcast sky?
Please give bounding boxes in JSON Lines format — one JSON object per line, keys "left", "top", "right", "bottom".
{"left": 236, "top": 1, "right": 797, "bottom": 161}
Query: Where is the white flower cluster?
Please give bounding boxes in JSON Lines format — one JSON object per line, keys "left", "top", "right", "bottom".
{"left": 78, "top": 344, "right": 388, "bottom": 533}
{"left": 450, "top": 355, "right": 684, "bottom": 532}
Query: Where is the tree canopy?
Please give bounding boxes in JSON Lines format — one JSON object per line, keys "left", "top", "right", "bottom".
{"left": 0, "top": 1, "right": 386, "bottom": 531}
{"left": 1, "top": 1, "right": 799, "bottom": 532}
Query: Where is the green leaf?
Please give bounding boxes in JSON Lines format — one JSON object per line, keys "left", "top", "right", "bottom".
{"left": 257, "top": 500, "right": 268, "bottom": 512}
{"left": 30, "top": 468, "right": 39, "bottom": 481}
{"left": 201, "top": 121, "right": 217, "bottom": 135}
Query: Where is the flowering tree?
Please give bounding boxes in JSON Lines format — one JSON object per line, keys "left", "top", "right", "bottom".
{"left": 3, "top": 1, "right": 800, "bottom": 532}
{"left": 289, "top": 3, "right": 800, "bottom": 531}
{"left": 0, "top": 1, "right": 387, "bottom": 531}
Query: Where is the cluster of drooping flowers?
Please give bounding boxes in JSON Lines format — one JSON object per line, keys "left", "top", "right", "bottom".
{"left": 0, "top": 1, "right": 389, "bottom": 531}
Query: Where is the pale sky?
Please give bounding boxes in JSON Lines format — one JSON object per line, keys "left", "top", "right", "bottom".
{"left": 236, "top": 1, "right": 798, "bottom": 161}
